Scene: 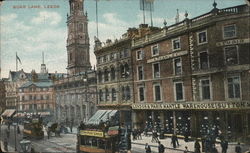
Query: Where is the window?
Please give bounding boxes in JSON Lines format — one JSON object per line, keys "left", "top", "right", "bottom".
{"left": 151, "top": 45, "right": 159, "bottom": 56}
{"left": 110, "top": 67, "right": 116, "bottom": 81}
{"left": 197, "top": 30, "right": 207, "bottom": 44}
{"left": 227, "top": 76, "right": 240, "bottom": 98}
{"left": 175, "top": 82, "right": 184, "bottom": 101}
{"left": 105, "top": 88, "right": 109, "bottom": 101}
{"left": 46, "top": 95, "right": 49, "bottom": 100}
{"left": 99, "top": 90, "right": 104, "bottom": 101}
{"left": 104, "top": 69, "right": 109, "bottom": 82}
{"left": 124, "top": 49, "right": 129, "bottom": 57}
{"left": 98, "top": 71, "right": 103, "bottom": 83}
{"left": 172, "top": 38, "right": 181, "bottom": 51}
{"left": 223, "top": 24, "right": 236, "bottom": 39}
{"left": 125, "top": 86, "right": 131, "bottom": 100}
{"left": 110, "top": 53, "right": 114, "bottom": 60}
{"left": 153, "top": 63, "right": 160, "bottom": 78}
{"left": 97, "top": 57, "right": 101, "bottom": 64}
{"left": 137, "top": 66, "right": 144, "bottom": 80}
{"left": 22, "top": 96, "right": 25, "bottom": 101}
{"left": 34, "top": 95, "right": 36, "bottom": 100}
{"left": 70, "top": 53, "right": 72, "bottom": 62}
{"left": 138, "top": 87, "right": 145, "bottom": 102}
{"left": 200, "top": 79, "right": 211, "bottom": 100}
{"left": 41, "top": 95, "right": 43, "bottom": 100}
{"left": 199, "top": 51, "right": 209, "bottom": 69}
{"left": 225, "top": 46, "right": 238, "bottom": 65}
{"left": 154, "top": 84, "right": 161, "bottom": 101}
{"left": 121, "top": 64, "right": 130, "bottom": 78}
{"left": 174, "top": 58, "right": 182, "bottom": 75}
{"left": 137, "top": 50, "right": 143, "bottom": 60}
{"left": 103, "top": 55, "right": 107, "bottom": 63}
{"left": 29, "top": 95, "right": 32, "bottom": 100}
{"left": 111, "top": 88, "right": 117, "bottom": 101}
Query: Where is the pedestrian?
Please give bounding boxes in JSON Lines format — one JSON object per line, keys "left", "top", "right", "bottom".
{"left": 171, "top": 134, "right": 177, "bottom": 148}
{"left": 194, "top": 139, "right": 201, "bottom": 153}
{"left": 175, "top": 134, "right": 179, "bottom": 146}
{"left": 201, "top": 137, "right": 205, "bottom": 152}
{"left": 144, "top": 126, "right": 148, "bottom": 137}
{"left": 221, "top": 140, "right": 228, "bottom": 153}
{"left": 6, "top": 128, "right": 10, "bottom": 138}
{"left": 47, "top": 128, "right": 50, "bottom": 139}
{"left": 158, "top": 141, "right": 165, "bottom": 153}
{"left": 184, "top": 130, "right": 189, "bottom": 142}
{"left": 145, "top": 143, "right": 151, "bottom": 153}
{"left": 184, "top": 146, "right": 188, "bottom": 153}
{"left": 17, "top": 125, "right": 20, "bottom": 134}
{"left": 235, "top": 142, "right": 242, "bottom": 153}
{"left": 4, "top": 138, "right": 8, "bottom": 152}
{"left": 31, "top": 145, "right": 35, "bottom": 153}
{"left": 70, "top": 122, "right": 73, "bottom": 133}
{"left": 211, "top": 144, "right": 218, "bottom": 153}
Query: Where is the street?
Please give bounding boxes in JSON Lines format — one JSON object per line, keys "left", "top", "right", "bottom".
{"left": 0, "top": 124, "right": 76, "bottom": 152}
{"left": 1, "top": 124, "right": 250, "bottom": 153}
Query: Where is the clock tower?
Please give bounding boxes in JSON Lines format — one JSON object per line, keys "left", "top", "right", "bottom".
{"left": 67, "top": 0, "right": 91, "bottom": 75}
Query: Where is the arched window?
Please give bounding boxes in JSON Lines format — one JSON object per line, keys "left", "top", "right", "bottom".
{"left": 124, "top": 63, "right": 130, "bottom": 78}
{"left": 111, "top": 88, "right": 117, "bottom": 101}
{"left": 125, "top": 86, "right": 131, "bottom": 100}
{"left": 120, "top": 64, "right": 125, "bottom": 78}
{"left": 105, "top": 88, "right": 109, "bottom": 101}
{"left": 99, "top": 90, "right": 103, "bottom": 102}
{"left": 111, "top": 67, "right": 116, "bottom": 81}
{"left": 121, "top": 86, "right": 125, "bottom": 100}
{"left": 98, "top": 71, "right": 103, "bottom": 83}
{"left": 104, "top": 69, "right": 109, "bottom": 82}
{"left": 79, "top": 24, "right": 83, "bottom": 32}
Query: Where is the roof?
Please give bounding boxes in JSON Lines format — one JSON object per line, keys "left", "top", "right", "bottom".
{"left": 86, "top": 110, "right": 118, "bottom": 125}
{"left": 1, "top": 109, "right": 16, "bottom": 117}
{"left": 20, "top": 81, "right": 53, "bottom": 88}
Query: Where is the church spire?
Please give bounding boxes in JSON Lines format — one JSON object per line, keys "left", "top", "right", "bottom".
{"left": 41, "top": 52, "right": 47, "bottom": 74}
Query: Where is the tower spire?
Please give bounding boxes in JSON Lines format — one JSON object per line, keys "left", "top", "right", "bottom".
{"left": 175, "top": 9, "right": 179, "bottom": 23}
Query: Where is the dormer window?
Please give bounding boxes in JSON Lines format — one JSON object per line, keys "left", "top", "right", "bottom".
{"left": 223, "top": 24, "right": 236, "bottom": 39}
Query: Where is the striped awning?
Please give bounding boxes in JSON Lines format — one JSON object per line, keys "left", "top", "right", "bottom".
{"left": 86, "top": 110, "right": 118, "bottom": 125}
{"left": 1, "top": 109, "right": 16, "bottom": 117}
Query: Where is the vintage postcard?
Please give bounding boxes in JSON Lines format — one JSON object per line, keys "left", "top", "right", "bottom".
{"left": 0, "top": 0, "right": 249, "bottom": 152}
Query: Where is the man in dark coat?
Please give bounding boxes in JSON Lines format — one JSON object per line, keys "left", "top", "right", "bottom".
{"left": 158, "top": 141, "right": 165, "bottom": 153}
{"left": 171, "top": 134, "right": 177, "bottom": 148}
{"left": 221, "top": 140, "right": 228, "bottom": 153}
{"left": 145, "top": 143, "right": 151, "bottom": 153}
{"left": 194, "top": 139, "right": 201, "bottom": 153}
{"left": 235, "top": 142, "right": 242, "bottom": 153}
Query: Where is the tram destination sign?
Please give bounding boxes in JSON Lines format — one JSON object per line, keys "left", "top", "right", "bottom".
{"left": 80, "top": 130, "right": 104, "bottom": 138}
{"left": 132, "top": 101, "right": 250, "bottom": 110}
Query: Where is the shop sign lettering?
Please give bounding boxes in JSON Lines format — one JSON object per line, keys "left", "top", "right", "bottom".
{"left": 80, "top": 130, "right": 104, "bottom": 137}
{"left": 216, "top": 38, "right": 250, "bottom": 47}
{"left": 132, "top": 101, "right": 250, "bottom": 110}
{"left": 147, "top": 50, "right": 188, "bottom": 63}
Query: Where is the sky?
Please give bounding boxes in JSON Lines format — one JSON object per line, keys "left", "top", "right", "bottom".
{"left": 0, "top": 0, "right": 246, "bottom": 78}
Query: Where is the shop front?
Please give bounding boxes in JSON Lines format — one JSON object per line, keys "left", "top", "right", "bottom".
{"left": 132, "top": 101, "right": 250, "bottom": 142}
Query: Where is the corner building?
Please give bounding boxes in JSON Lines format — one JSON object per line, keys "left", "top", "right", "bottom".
{"left": 131, "top": 4, "right": 250, "bottom": 141}
{"left": 94, "top": 24, "right": 160, "bottom": 128}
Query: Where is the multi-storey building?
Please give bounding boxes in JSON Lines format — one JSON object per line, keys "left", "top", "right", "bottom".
{"left": 54, "top": 71, "right": 96, "bottom": 125}
{"left": 0, "top": 79, "right": 6, "bottom": 114}
{"left": 54, "top": 0, "right": 97, "bottom": 125}
{"left": 94, "top": 24, "right": 160, "bottom": 128}
{"left": 131, "top": 3, "right": 250, "bottom": 141}
{"left": 18, "top": 74, "right": 55, "bottom": 122}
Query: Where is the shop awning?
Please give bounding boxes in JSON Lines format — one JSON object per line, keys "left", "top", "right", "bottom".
{"left": 1, "top": 109, "right": 16, "bottom": 117}
{"left": 86, "top": 110, "right": 118, "bottom": 125}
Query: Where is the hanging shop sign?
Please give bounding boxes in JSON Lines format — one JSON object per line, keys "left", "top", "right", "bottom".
{"left": 80, "top": 130, "right": 104, "bottom": 138}
{"left": 147, "top": 50, "right": 188, "bottom": 63}
{"left": 132, "top": 101, "right": 250, "bottom": 110}
{"left": 216, "top": 38, "right": 250, "bottom": 47}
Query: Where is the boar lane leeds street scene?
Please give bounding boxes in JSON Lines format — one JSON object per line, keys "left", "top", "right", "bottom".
{"left": 0, "top": 0, "right": 250, "bottom": 153}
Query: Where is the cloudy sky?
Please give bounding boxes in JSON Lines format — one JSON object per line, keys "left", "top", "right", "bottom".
{"left": 0, "top": 0, "right": 245, "bottom": 78}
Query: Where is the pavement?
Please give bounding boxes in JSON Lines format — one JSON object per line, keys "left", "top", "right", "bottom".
{"left": 131, "top": 134, "right": 250, "bottom": 153}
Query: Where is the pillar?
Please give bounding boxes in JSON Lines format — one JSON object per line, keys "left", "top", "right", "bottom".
{"left": 173, "top": 111, "right": 176, "bottom": 135}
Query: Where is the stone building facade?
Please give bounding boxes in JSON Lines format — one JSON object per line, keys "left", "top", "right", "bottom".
{"left": 54, "top": 0, "right": 97, "bottom": 125}
{"left": 94, "top": 24, "right": 160, "bottom": 128}
{"left": 131, "top": 3, "right": 250, "bottom": 141}
{"left": 0, "top": 79, "right": 6, "bottom": 114}
{"left": 54, "top": 72, "right": 96, "bottom": 125}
